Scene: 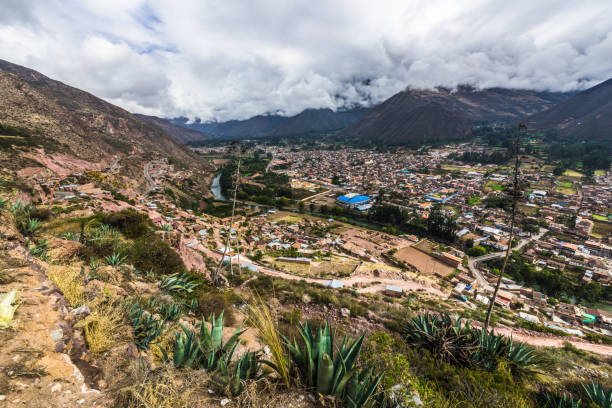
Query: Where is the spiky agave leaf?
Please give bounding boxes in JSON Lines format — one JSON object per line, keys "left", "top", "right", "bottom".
{"left": 542, "top": 391, "right": 582, "bottom": 408}
{"left": 582, "top": 382, "right": 612, "bottom": 408}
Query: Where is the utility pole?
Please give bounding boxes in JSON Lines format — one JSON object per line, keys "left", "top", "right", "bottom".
{"left": 484, "top": 123, "right": 525, "bottom": 331}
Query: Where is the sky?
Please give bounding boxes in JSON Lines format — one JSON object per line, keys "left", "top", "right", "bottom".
{"left": 1, "top": 0, "right": 611, "bottom": 121}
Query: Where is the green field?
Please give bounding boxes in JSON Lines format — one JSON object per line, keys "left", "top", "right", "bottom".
{"left": 557, "top": 181, "right": 573, "bottom": 188}
{"left": 594, "top": 170, "right": 606, "bottom": 176}
{"left": 467, "top": 196, "right": 480, "bottom": 205}
{"left": 593, "top": 214, "right": 609, "bottom": 221}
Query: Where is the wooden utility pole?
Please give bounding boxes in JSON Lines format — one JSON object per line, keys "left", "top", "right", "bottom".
{"left": 484, "top": 123, "right": 525, "bottom": 330}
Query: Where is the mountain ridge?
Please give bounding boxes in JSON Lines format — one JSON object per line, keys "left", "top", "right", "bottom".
{"left": 341, "top": 86, "right": 572, "bottom": 144}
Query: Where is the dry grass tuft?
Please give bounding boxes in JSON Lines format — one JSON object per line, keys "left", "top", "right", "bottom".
{"left": 48, "top": 265, "right": 84, "bottom": 307}
{"left": 115, "top": 363, "right": 212, "bottom": 408}
{"left": 245, "top": 294, "right": 291, "bottom": 388}
{"left": 77, "top": 295, "right": 129, "bottom": 355}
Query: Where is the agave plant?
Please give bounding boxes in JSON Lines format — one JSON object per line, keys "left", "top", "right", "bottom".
{"left": 29, "top": 239, "right": 49, "bottom": 261}
{"left": 129, "top": 304, "right": 165, "bottom": 350}
{"left": 218, "top": 350, "right": 264, "bottom": 396}
{"left": 403, "top": 312, "right": 479, "bottom": 367}
{"left": 505, "top": 338, "right": 543, "bottom": 382}
{"left": 10, "top": 200, "right": 30, "bottom": 216}
{"left": 160, "top": 272, "right": 201, "bottom": 296}
{"left": 24, "top": 218, "right": 41, "bottom": 234}
{"left": 160, "top": 302, "right": 183, "bottom": 321}
{"left": 169, "top": 312, "right": 244, "bottom": 371}
{"left": 160, "top": 224, "right": 173, "bottom": 231}
{"left": 280, "top": 321, "right": 383, "bottom": 406}
{"left": 542, "top": 391, "right": 582, "bottom": 408}
{"left": 582, "top": 382, "right": 612, "bottom": 408}
{"left": 472, "top": 328, "right": 509, "bottom": 371}
{"left": 105, "top": 252, "right": 127, "bottom": 267}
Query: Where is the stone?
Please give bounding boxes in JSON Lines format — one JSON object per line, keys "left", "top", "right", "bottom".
{"left": 220, "top": 398, "right": 231, "bottom": 406}
{"left": 50, "top": 329, "right": 63, "bottom": 342}
{"left": 340, "top": 308, "right": 350, "bottom": 318}
{"left": 50, "top": 383, "right": 62, "bottom": 393}
{"left": 70, "top": 305, "right": 91, "bottom": 317}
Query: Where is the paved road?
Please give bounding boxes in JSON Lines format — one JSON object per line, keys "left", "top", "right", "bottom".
{"left": 467, "top": 228, "right": 548, "bottom": 291}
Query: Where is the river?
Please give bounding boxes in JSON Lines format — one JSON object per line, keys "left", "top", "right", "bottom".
{"left": 210, "top": 173, "right": 228, "bottom": 201}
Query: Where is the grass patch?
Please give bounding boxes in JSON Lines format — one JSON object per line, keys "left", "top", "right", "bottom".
{"left": 77, "top": 297, "right": 129, "bottom": 355}
{"left": 592, "top": 221, "right": 612, "bottom": 238}
{"left": 47, "top": 265, "right": 85, "bottom": 308}
{"left": 562, "top": 169, "right": 584, "bottom": 178}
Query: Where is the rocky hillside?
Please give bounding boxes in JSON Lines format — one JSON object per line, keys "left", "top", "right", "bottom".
{"left": 527, "top": 77, "right": 612, "bottom": 140}
{"left": 342, "top": 86, "right": 570, "bottom": 145}
{"left": 170, "top": 107, "right": 369, "bottom": 139}
{"left": 134, "top": 114, "right": 210, "bottom": 144}
{"left": 0, "top": 59, "right": 199, "bottom": 169}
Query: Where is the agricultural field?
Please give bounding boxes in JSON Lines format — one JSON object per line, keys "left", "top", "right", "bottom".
{"left": 594, "top": 170, "right": 606, "bottom": 176}
{"left": 592, "top": 220, "right": 612, "bottom": 238}
{"left": 554, "top": 186, "right": 577, "bottom": 196}
{"left": 563, "top": 169, "right": 585, "bottom": 179}
{"left": 484, "top": 180, "right": 504, "bottom": 191}
{"left": 396, "top": 246, "right": 455, "bottom": 277}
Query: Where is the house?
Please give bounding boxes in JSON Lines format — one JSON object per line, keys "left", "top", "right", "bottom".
{"left": 384, "top": 285, "right": 403, "bottom": 297}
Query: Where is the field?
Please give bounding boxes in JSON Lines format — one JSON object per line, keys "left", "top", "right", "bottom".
{"left": 466, "top": 196, "right": 480, "bottom": 205}
{"left": 594, "top": 170, "right": 606, "bottom": 176}
{"left": 541, "top": 165, "right": 556, "bottom": 173}
{"left": 592, "top": 221, "right": 612, "bottom": 238}
{"left": 484, "top": 180, "right": 504, "bottom": 191}
{"left": 518, "top": 203, "right": 538, "bottom": 215}
{"left": 557, "top": 181, "right": 573, "bottom": 188}
{"left": 273, "top": 214, "right": 304, "bottom": 224}
{"left": 562, "top": 169, "right": 585, "bottom": 179}
{"left": 554, "top": 186, "right": 577, "bottom": 196}
{"left": 396, "top": 246, "right": 455, "bottom": 277}
{"left": 593, "top": 214, "right": 608, "bottom": 221}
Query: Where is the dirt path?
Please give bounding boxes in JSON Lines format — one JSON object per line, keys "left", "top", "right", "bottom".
{"left": 0, "top": 242, "right": 105, "bottom": 407}
{"left": 494, "top": 326, "right": 612, "bottom": 356}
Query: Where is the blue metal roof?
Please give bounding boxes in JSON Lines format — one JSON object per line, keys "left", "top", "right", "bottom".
{"left": 338, "top": 195, "right": 370, "bottom": 204}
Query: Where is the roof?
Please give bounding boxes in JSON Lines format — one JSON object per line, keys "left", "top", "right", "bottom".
{"left": 338, "top": 195, "right": 370, "bottom": 204}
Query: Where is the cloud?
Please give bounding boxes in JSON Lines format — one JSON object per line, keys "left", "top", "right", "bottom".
{"left": 0, "top": 0, "right": 611, "bottom": 120}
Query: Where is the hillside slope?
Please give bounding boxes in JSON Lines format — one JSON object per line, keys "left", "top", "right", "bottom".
{"left": 0, "top": 59, "right": 199, "bottom": 168}
{"left": 527, "top": 78, "right": 612, "bottom": 140}
{"left": 342, "top": 86, "right": 570, "bottom": 145}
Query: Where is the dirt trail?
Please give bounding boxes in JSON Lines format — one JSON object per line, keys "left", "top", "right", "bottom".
{"left": 0, "top": 241, "right": 105, "bottom": 407}
{"left": 494, "top": 326, "right": 612, "bottom": 356}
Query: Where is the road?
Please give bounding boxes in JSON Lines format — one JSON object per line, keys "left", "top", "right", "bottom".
{"left": 265, "top": 154, "right": 275, "bottom": 173}
{"left": 467, "top": 228, "right": 548, "bottom": 291}
{"left": 143, "top": 161, "right": 158, "bottom": 195}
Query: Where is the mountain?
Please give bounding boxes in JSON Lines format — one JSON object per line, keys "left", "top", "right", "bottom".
{"left": 342, "top": 86, "right": 570, "bottom": 145}
{"left": 527, "top": 78, "right": 612, "bottom": 140}
{"left": 0, "top": 59, "right": 199, "bottom": 170}
{"left": 169, "top": 107, "right": 369, "bottom": 139}
{"left": 134, "top": 114, "right": 210, "bottom": 144}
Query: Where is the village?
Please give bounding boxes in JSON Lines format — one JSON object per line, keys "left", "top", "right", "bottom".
{"left": 33, "top": 142, "right": 612, "bottom": 347}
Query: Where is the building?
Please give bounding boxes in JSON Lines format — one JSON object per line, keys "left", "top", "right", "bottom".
{"left": 336, "top": 193, "right": 372, "bottom": 211}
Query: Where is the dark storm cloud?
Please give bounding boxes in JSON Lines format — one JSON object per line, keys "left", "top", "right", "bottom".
{"left": 0, "top": 0, "right": 611, "bottom": 120}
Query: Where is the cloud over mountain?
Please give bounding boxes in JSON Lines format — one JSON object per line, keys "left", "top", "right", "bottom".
{"left": 1, "top": 0, "right": 611, "bottom": 121}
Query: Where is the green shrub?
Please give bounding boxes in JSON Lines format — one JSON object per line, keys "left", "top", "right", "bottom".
{"left": 129, "top": 235, "right": 185, "bottom": 275}
{"left": 103, "top": 209, "right": 151, "bottom": 238}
